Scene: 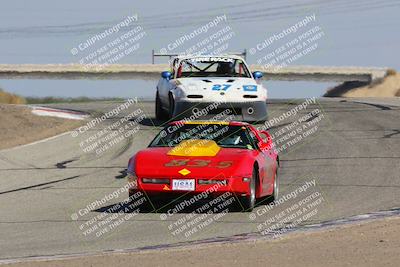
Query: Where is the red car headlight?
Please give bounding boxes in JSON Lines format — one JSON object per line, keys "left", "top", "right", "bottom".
{"left": 198, "top": 179, "right": 228, "bottom": 185}
{"left": 127, "top": 172, "right": 138, "bottom": 188}
{"left": 142, "top": 178, "right": 170, "bottom": 184}
{"left": 127, "top": 155, "right": 137, "bottom": 188}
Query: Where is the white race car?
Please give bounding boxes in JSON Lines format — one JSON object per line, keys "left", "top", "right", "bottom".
{"left": 155, "top": 55, "right": 268, "bottom": 122}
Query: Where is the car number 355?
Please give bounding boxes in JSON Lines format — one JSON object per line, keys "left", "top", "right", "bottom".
{"left": 164, "top": 159, "right": 233, "bottom": 168}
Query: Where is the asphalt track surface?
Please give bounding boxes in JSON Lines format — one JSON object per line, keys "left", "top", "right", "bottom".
{"left": 0, "top": 98, "right": 399, "bottom": 261}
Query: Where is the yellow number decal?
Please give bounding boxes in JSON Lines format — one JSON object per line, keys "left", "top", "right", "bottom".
{"left": 187, "top": 160, "right": 211, "bottom": 167}
{"left": 216, "top": 161, "right": 233, "bottom": 168}
{"left": 165, "top": 159, "right": 189, "bottom": 167}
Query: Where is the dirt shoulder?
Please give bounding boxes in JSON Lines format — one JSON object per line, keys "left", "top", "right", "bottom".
{"left": 325, "top": 71, "right": 400, "bottom": 97}
{"left": 0, "top": 104, "right": 83, "bottom": 150}
{"left": 4, "top": 216, "right": 400, "bottom": 267}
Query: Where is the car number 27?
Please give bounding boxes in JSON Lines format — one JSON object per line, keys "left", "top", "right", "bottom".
{"left": 212, "top": 84, "right": 231, "bottom": 91}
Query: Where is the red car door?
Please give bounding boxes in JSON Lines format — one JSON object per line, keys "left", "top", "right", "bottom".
{"left": 249, "top": 127, "right": 276, "bottom": 196}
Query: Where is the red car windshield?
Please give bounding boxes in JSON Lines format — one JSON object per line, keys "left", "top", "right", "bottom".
{"left": 149, "top": 124, "right": 256, "bottom": 149}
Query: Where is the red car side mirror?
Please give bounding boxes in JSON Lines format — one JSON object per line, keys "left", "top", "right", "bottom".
{"left": 258, "top": 141, "right": 270, "bottom": 151}
{"left": 258, "top": 130, "right": 273, "bottom": 150}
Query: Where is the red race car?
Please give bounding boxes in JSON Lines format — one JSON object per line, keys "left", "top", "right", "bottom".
{"left": 127, "top": 121, "right": 279, "bottom": 211}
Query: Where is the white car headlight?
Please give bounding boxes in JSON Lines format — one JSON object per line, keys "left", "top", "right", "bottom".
{"left": 174, "top": 87, "right": 186, "bottom": 99}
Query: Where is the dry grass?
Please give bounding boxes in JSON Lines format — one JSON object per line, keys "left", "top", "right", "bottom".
{"left": 386, "top": 68, "right": 397, "bottom": 76}
{"left": 0, "top": 104, "right": 83, "bottom": 149}
{"left": 325, "top": 71, "right": 400, "bottom": 97}
{"left": 0, "top": 89, "right": 26, "bottom": 104}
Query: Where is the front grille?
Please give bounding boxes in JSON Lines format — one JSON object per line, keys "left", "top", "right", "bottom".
{"left": 243, "top": 95, "right": 258, "bottom": 99}
{"left": 187, "top": 95, "right": 204, "bottom": 99}
{"left": 211, "top": 107, "right": 242, "bottom": 115}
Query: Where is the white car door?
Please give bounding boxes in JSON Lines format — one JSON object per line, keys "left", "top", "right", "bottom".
{"left": 158, "top": 77, "right": 172, "bottom": 107}
{"left": 158, "top": 59, "right": 178, "bottom": 107}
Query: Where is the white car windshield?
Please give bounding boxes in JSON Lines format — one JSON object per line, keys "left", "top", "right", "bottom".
{"left": 175, "top": 57, "right": 251, "bottom": 78}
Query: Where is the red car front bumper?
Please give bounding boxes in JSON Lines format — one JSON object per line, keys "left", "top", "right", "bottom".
{"left": 128, "top": 176, "right": 251, "bottom": 197}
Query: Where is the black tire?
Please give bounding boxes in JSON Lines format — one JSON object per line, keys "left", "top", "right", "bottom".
{"left": 168, "top": 93, "right": 175, "bottom": 119}
{"left": 240, "top": 167, "right": 257, "bottom": 211}
{"left": 155, "top": 92, "right": 168, "bottom": 121}
{"left": 271, "top": 168, "right": 279, "bottom": 202}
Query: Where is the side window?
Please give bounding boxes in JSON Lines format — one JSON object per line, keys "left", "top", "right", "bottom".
{"left": 234, "top": 60, "right": 250, "bottom": 77}
{"left": 171, "top": 58, "right": 178, "bottom": 78}
{"left": 248, "top": 131, "right": 259, "bottom": 148}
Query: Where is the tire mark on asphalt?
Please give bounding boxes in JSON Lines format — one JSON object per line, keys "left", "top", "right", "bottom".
{"left": 354, "top": 102, "right": 392, "bottom": 110}
{"left": 281, "top": 183, "right": 400, "bottom": 188}
{"left": 383, "top": 129, "right": 400, "bottom": 138}
{"left": 115, "top": 169, "right": 127, "bottom": 179}
{"left": 0, "top": 175, "right": 80, "bottom": 195}
{"left": 0, "top": 166, "right": 125, "bottom": 171}
{"left": 282, "top": 156, "right": 400, "bottom": 161}
{"left": 55, "top": 158, "right": 78, "bottom": 169}
{"left": 111, "top": 135, "right": 134, "bottom": 160}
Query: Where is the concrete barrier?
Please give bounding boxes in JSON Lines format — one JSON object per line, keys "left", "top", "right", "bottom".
{"left": 0, "top": 64, "right": 388, "bottom": 82}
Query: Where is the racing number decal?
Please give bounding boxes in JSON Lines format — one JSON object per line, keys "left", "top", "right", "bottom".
{"left": 212, "top": 84, "right": 232, "bottom": 91}
{"left": 165, "top": 159, "right": 189, "bottom": 167}
{"left": 216, "top": 161, "right": 233, "bottom": 169}
{"left": 164, "top": 159, "right": 233, "bottom": 168}
{"left": 187, "top": 160, "right": 211, "bottom": 167}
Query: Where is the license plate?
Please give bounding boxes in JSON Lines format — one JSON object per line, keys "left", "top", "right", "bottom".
{"left": 172, "top": 179, "right": 195, "bottom": 191}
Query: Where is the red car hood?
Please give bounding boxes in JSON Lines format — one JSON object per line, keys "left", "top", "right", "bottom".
{"left": 134, "top": 146, "right": 258, "bottom": 178}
